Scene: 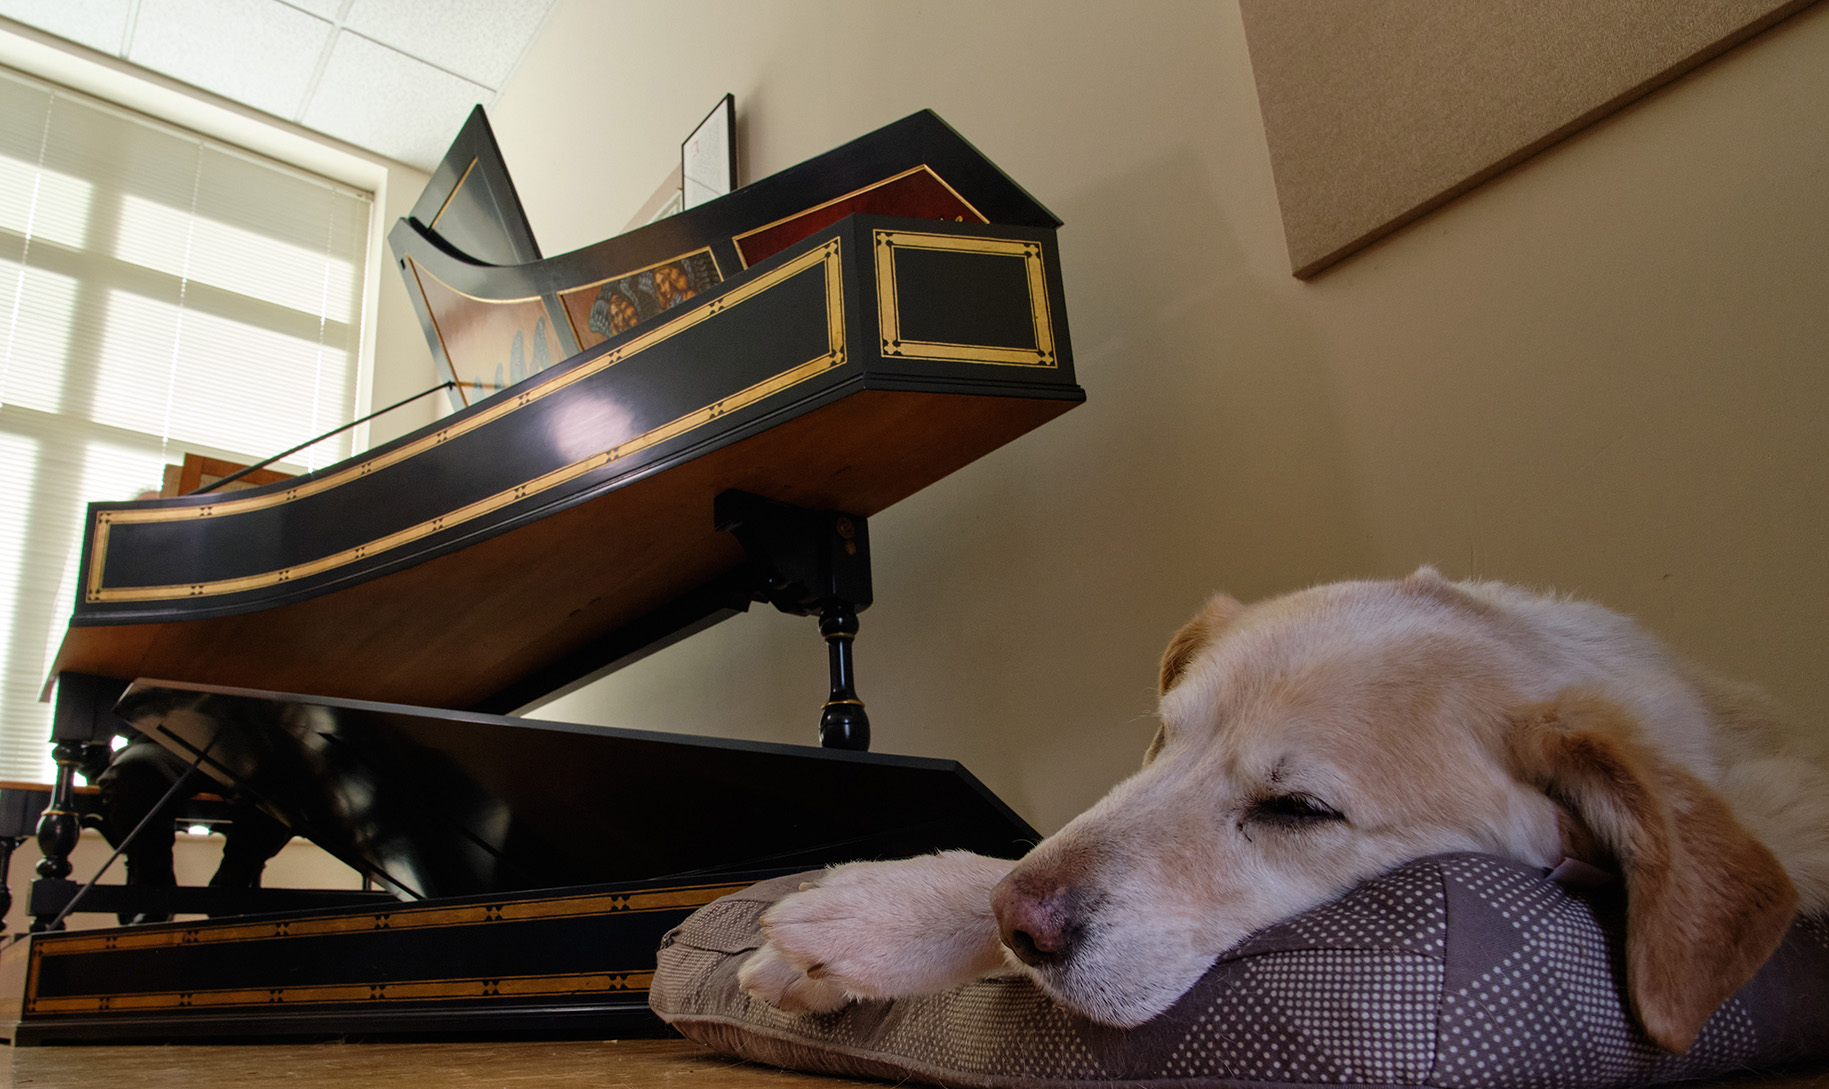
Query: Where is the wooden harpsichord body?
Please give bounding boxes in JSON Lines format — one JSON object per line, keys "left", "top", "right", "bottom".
{"left": 51, "top": 110, "right": 1083, "bottom": 715}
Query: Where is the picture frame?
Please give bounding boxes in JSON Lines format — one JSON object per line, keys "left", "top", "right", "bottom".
{"left": 681, "top": 93, "right": 736, "bottom": 210}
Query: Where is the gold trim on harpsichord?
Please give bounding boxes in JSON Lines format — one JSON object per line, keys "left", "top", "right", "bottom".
{"left": 26, "top": 969, "right": 658, "bottom": 1016}
{"left": 33, "top": 879, "right": 753, "bottom": 958}
{"left": 873, "top": 229, "right": 1056, "bottom": 368}
{"left": 21, "top": 876, "right": 751, "bottom": 1015}
{"left": 731, "top": 165, "right": 989, "bottom": 268}
{"left": 83, "top": 239, "right": 847, "bottom": 606}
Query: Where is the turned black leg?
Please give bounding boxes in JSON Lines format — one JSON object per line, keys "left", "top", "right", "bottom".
{"left": 30, "top": 739, "right": 84, "bottom": 931}
{"left": 818, "top": 606, "right": 869, "bottom": 750}
{"left": 0, "top": 835, "right": 21, "bottom": 930}
{"left": 31, "top": 673, "right": 130, "bottom": 931}
{"left": 715, "top": 490, "right": 875, "bottom": 750}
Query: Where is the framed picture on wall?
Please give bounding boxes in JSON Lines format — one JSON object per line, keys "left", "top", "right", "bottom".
{"left": 682, "top": 93, "right": 736, "bottom": 210}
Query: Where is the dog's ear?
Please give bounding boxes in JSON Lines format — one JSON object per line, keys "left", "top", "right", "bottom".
{"left": 1405, "top": 563, "right": 1450, "bottom": 587}
{"left": 1509, "top": 690, "right": 1797, "bottom": 1053}
{"left": 1157, "top": 593, "right": 1242, "bottom": 697}
{"left": 1145, "top": 594, "right": 1243, "bottom": 765}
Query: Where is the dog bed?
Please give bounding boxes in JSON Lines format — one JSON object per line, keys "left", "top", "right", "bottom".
{"left": 649, "top": 852, "right": 1829, "bottom": 1088}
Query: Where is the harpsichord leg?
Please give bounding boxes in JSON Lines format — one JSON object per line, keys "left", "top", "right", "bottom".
{"left": 0, "top": 833, "right": 21, "bottom": 929}
{"left": 715, "top": 490, "right": 875, "bottom": 750}
{"left": 818, "top": 605, "right": 869, "bottom": 750}
{"left": 30, "top": 738, "right": 84, "bottom": 930}
{"left": 31, "top": 674, "right": 128, "bottom": 931}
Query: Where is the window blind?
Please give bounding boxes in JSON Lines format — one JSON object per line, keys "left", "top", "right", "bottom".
{"left": 0, "top": 65, "right": 372, "bottom": 781}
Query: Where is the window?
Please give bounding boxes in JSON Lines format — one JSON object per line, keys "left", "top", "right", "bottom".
{"left": 0, "top": 65, "right": 372, "bottom": 780}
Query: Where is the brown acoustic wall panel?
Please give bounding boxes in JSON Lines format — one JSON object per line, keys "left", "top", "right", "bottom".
{"left": 1239, "top": 0, "right": 1822, "bottom": 278}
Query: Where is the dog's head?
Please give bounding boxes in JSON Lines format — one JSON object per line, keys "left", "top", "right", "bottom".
{"left": 992, "top": 569, "right": 1795, "bottom": 1053}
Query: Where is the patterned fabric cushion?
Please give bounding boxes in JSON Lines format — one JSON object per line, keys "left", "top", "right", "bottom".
{"left": 649, "top": 853, "right": 1829, "bottom": 1089}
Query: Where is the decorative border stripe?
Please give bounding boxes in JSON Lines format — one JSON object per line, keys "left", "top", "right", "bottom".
{"left": 23, "top": 878, "right": 749, "bottom": 1015}
{"left": 86, "top": 240, "right": 845, "bottom": 605}
{"left": 873, "top": 230, "right": 1055, "bottom": 368}
{"left": 36, "top": 881, "right": 753, "bottom": 957}
{"left": 28, "top": 969, "right": 656, "bottom": 1015}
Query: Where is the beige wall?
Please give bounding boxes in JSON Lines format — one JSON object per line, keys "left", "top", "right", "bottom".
{"left": 494, "top": 1, "right": 1829, "bottom": 836}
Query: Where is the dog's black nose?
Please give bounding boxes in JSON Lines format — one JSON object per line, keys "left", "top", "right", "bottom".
{"left": 992, "top": 871, "right": 1077, "bottom": 967}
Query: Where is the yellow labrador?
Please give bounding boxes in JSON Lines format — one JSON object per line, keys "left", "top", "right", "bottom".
{"left": 739, "top": 569, "right": 1829, "bottom": 1053}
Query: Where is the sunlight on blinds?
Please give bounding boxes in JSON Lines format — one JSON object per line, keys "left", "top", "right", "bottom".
{"left": 0, "top": 262, "right": 79, "bottom": 411}
{"left": 13, "top": 170, "right": 92, "bottom": 252}
{"left": 91, "top": 287, "right": 183, "bottom": 435}
{"left": 118, "top": 185, "right": 362, "bottom": 326}
{"left": 166, "top": 306, "right": 354, "bottom": 460}
{"left": 0, "top": 63, "right": 372, "bottom": 781}
{"left": 0, "top": 162, "right": 94, "bottom": 249}
{"left": 0, "top": 429, "right": 37, "bottom": 776}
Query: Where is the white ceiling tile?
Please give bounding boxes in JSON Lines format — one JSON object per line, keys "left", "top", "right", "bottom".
{"left": 342, "top": 0, "right": 552, "bottom": 88}
{"left": 278, "top": 0, "right": 345, "bottom": 19}
{"left": 0, "top": 0, "right": 133, "bottom": 55}
{"left": 303, "top": 31, "right": 488, "bottom": 171}
{"left": 126, "top": 0, "right": 331, "bottom": 120}
{"left": 0, "top": 0, "right": 552, "bottom": 175}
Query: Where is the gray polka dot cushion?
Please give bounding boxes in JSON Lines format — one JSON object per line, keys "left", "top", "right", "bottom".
{"left": 649, "top": 853, "right": 1829, "bottom": 1088}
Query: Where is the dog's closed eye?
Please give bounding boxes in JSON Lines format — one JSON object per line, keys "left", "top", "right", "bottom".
{"left": 1245, "top": 793, "right": 1345, "bottom": 828}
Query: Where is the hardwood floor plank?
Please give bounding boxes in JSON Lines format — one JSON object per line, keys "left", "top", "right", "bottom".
{"left": 0, "top": 1039, "right": 884, "bottom": 1088}
{"left": 8, "top": 1037, "right": 1823, "bottom": 1088}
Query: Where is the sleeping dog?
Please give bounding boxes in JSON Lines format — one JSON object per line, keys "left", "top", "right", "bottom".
{"left": 739, "top": 568, "right": 1829, "bottom": 1053}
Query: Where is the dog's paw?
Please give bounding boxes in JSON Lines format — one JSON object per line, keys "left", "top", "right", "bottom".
{"left": 743, "top": 852, "right": 1017, "bottom": 1009}
{"left": 737, "top": 939, "right": 852, "bottom": 1013}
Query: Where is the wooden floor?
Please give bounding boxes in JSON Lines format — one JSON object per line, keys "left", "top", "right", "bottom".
{"left": 4, "top": 1037, "right": 1828, "bottom": 1088}
{"left": 0, "top": 1038, "right": 882, "bottom": 1088}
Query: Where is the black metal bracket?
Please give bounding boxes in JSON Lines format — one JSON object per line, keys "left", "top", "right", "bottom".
{"left": 715, "top": 490, "right": 872, "bottom": 750}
